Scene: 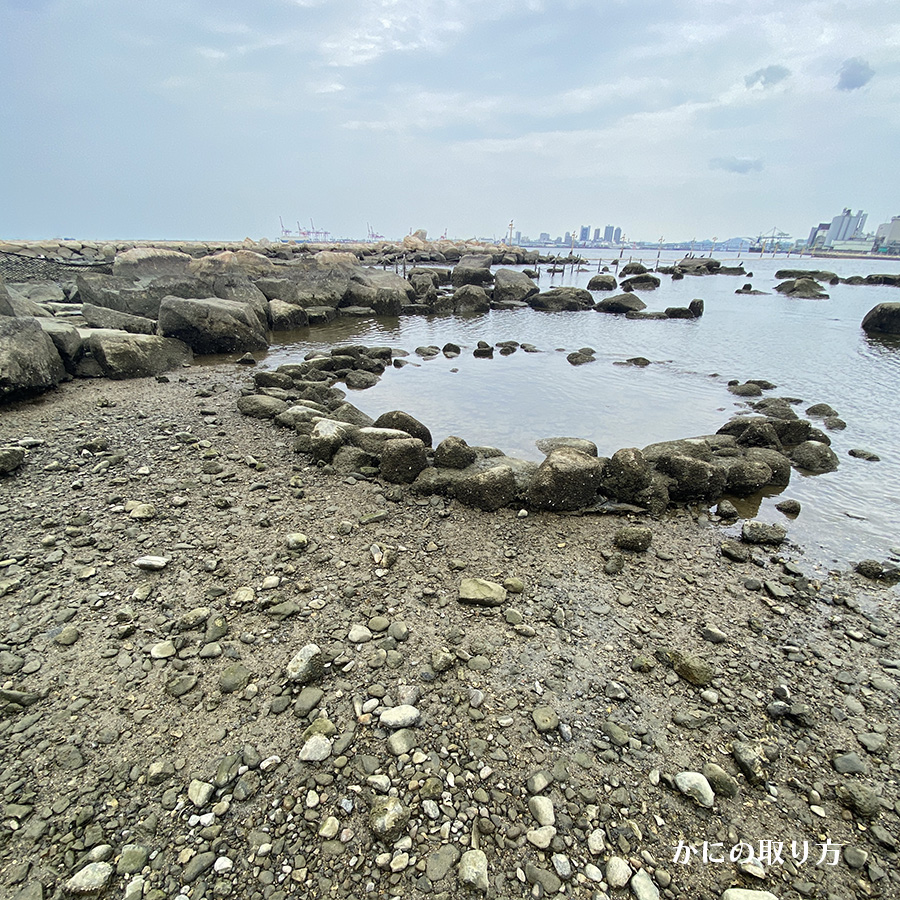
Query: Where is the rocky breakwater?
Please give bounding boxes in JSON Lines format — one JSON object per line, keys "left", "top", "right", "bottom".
{"left": 235, "top": 346, "right": 846, "bottom": 526}
{"left": 2, "top": 366, "right": 899, "bottom": 900}
{"left": 1, "top": 243, "right": 702, "bottom": 402}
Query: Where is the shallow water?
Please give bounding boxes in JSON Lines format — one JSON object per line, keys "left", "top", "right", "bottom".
{"left": 257, "top": 250, "right": 900, "bottom": 569}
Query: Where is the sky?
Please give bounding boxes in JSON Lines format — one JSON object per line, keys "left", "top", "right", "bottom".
{"left": 1, "top": 0, "right": 897, "bottom": 243}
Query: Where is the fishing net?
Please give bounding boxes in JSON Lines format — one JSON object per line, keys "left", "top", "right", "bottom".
{"left": 0, "top": 250, "right": 113, "bottom": 282}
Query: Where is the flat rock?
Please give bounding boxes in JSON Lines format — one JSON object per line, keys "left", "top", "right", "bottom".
{"left": 458, "top": 577, "right": 507, "bottom": 606}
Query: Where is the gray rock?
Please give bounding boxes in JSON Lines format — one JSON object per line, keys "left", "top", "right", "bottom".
{"left": 426, "top": 844, "right": 461, "bottom": 882}
{"left": 630, "top": 867, "right": 660, "bottom": 900}
{"left": 721, "top": 891, "right": 780, "bottom": 900}
{"left": 458, "top": 848, "right": 489, "bottom": 892}
{"left": 832, "top": 751, "right": 867, "bottom": 774}
{"left": 532, "top": 705, "right": 559, "bottom": 733}
{"left": 741, "top": 520, "right": 786, "bottom": 545}
{"left": 379, "top": 705, "right": 420, "bottom": 728}
{"left": 182, "top": 850, "right": 216, "bottom": 883}
{"left": 702, "top": 762, "right": 739, "bottom": 798}
{"left": 370, "top": 796, "right": 410, "bottom": 842}
{"left": 87, "top": 329, "right": 192, "bottom": 379}
{"left": 299, "top": 734, "right": 332, "bottom": 762}
{"left": 790, "top": 440, "right": 839, "bottom": 473}
{"left": 675, "top": 771, "right": 715, "bottom": 808}
{"left": 595, "top": 293, "right": 647, "bottom": 314}
{"left": 65, "top": 861, "right": 114, "bottom": 894}
{"left": 453, "top": 464, "right": 518, "bottom": 511}
{"left": 218, "top": 662, "right": 250, "bottom": 694}
{"left": 268, "top": 298, "right": 310, "bottom": 330}
{"left": 286, "top": 644, "right": 324, "bottom": 684}
{"left": 458, "top": 577, "right": 507, "bottom": 606}
{"left": 526, "top": 446, "right": 603, "bottom": 511}
{"left": 380, "top": 437, "right": 428, "bottom": 484}
{"left": 0, "top": 447, "right": 26, "bottom": 475}
{"left": 606, "top": 856, "right": 632, "bottom": 888}
{"left": 861, "top": 301, "right": 900, "bottom": 335}
{"left": 434, "top": 435, "right": 477, "bottom": 469}
{"left": 528, "top": 795, "right": 555, "bottom": 826}
{"left": 0, "top": 317, "right": 65, "bottom": 400}
{"left": 158, "top": 295, "right": 268, "bottom": 353}
{"left": 614, "top": 525, "right": 653, "bottom": 552}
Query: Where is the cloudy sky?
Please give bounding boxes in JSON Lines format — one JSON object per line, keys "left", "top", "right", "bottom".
{"left": 1, "top": 0, "right": 896, "bottom": 243}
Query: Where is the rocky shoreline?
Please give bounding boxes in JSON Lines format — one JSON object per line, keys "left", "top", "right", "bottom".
{"left": 1, "top": 361, "right": 899, "bottom": 900}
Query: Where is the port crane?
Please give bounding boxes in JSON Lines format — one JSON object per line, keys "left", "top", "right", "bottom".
{"left": 750, "top": 227, "right": 791, "bottom": 253}
{"left": 278, "top": 217, "right": 331, "bottom": 243}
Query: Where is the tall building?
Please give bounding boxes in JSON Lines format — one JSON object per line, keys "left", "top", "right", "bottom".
{"left": 604, "top": 225, "right": 614, "bottom": 242}
{"left": 514, "top": 231, "right": 522, "bottom": 245}
{"left": 539, "top": 232, "right": 551, "bottom": 243}
{"left": 564, "top": 231, "right": 572, "bottom": 245}
{"left": 824, "top": 209, "right": 867, "bottom": 248}
{"left": 579, "top": 226, "right": 591, "bottom": 242}
{"left": 613, "top": 227, "right": 622, "bottom": 243}
{"left": 593, "top": 228, "right": 602, "bottom": 242}
{"left": 875, "top": 217, "right": 900, "bottom": 251}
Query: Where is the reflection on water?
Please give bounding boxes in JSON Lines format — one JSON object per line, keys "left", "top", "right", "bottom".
{"left": 253, "top": 251, "right": 900, "bottom": 569}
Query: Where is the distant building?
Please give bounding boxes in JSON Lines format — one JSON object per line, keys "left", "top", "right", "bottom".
{"left": 807, "top": 223, "right": 830, "bottom": 249}
{"left": 613, "top": 227, "right": 622, "bottom": 243}
{"left": 515, "top": 230, "right": 522, "bottom": 245}
{"left": 539, "top": 232, "right": 551, "bottom": 243}
{"left": 579, "top": 226, "right": 591, "bottom": 242}
{"left": 593, "top": 228, "right": 602, "bottom": 242}
{"left": 823, "top": 208, "right": 867, "bottom": 248}
{"left": 564, "top": 231, "right": 572, "bottom": 245}
{"left": 874, "top": 217, "right": 900, "bottom": 252}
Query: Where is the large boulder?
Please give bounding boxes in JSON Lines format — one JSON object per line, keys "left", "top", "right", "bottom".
{"left": 157, "top": 296, "right": 268, "bottom": 354}
{"left": 380, "top": 438, "right": 429, "bottom": 484}
{"left": 76, "top": 273, "right": 210, "bottom": 318}
{"left": 528, "top": 287, "right": 594, "bottom": 311}
{"left": 451, "top": 255, "right": 493, "bottom": 288}
{"left": 493, "top": 269, "right": 538, "bottom": 304}
{"left": 620, "top": 273, "right": 661, "bottom": 291}
{"left": 790, "top": 440, "right": 839, "bottom": 473}
{"left": 188, "top": 250, "right": 275, "bottom": 279}
{"left": 373, "top": 410, "right": 432, "bottom": 446}
{"left": 600, "top": 448, "right": 651, "bottom": 501}
{"left": 345, "top": 270, "right": 414, "bottom": 315}
{"left": 587, "top": 273, "right": 617, "bottom": 291}
{"left": 595, "top": 293, "right": 647, "bottom": 314}
{"left": 526, "top": 447, "right": 603, "bottom": 511}
{"left": 268, "top": 299, "right": 310, "bottom": 330}
{"left": 255, "top": 258, "right": 354, "bottom": 309}
{"left": 774, "top": 278, "right": 828, "bottom": 299}
{"left": 113, "top": 247, "right": 193, "bottom": 279}
{"left": 861, "top": 302, "right": 900, "bottom": 335}
{"left": 434, "top": 435, "right": 477, "bottom": 469}
{"left": 210, "top": 276, "right": 269, "bottom": 327}
{"left": 81, "top": 303, "right": 156, "bottom": 335}
{"left": 4, "top": 287, "right": 51, "bottom": 318}
{"left": 452, "top": 284, "right": 491, "bottom": 314}
{"left": 36, "top": 318, "right": 84, "bottom": 372}
{"left": 453, "top": 464, "right": 518, "bottom": 511}
{"left": 87, "top": 330, "right": 192, "bottom": 379}
{"left": 675, "top": 257, "right": 721, "bottom": 275}
{"left": 654, "top": 453, "right": 727, "bottom": 502}
{"left": 0, "top": 280, "right": 14, "bottom": 317}
{"left": 0, "top": 317, "right": 65, "bottom": 400}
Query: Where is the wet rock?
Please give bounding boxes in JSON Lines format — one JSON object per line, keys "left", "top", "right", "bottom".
{"left": 790, "top": 440, "right": 839, "bottom": 473}
{"left": 379, "top": 437, "right": 428, "bottom": 484}
{"left": 434, "top": 435, "right": 477, "bottom": 469}
{"left": 741, "top": 520, "right": 786, "bottom": 545}
{"left": 861, "top": 301, "right": 900, "bottom": 335}
{"left": 453, "top": 465, "right": 517, "bottom": 511}
{"left": 373, "top": 410, "right": 432, "bottom": 445}
{"left": 595, "top": 293, "right": 647, "bottom": 314}
{"left": 613, "top": 525, "right": 652, "bottom": 552}
{"left": 526, "top": 447, "right": 602, "bottom": 511}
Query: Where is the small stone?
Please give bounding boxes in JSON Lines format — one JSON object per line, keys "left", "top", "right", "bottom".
{"left": 188, "top": 779, "right": 215, "bottom": 807}
{"left": 65, "top": 862, "right": 114, "bottom": 894}
{"left": 54, "top": 625, "right": 80, "bottom": 646}
{"left": 526, "top": 825, "right": 557, "bottom": 849}
{"left": 133, "top": 555, "right": 169, "bottom": 570}
{"left": 150, "top": 640, "right": 176, "bottom": 659}
{"left": 299, "top": 735, "right": 332, "bottom": 762}
{"left": 528, "top": 795, "right": 555, "bottom": 826}
{"left": 458, "top": 577, "right": 507, "bottom": 607}
{"left": 614, "top": 525, "right": 652, "bottom": 552}
{"left": 218, "top": 662, "right": 250, "bottom": 694}
{"left": 458, "top": 848, "right": 489, "bottom": 893}
{"left": 348, "top": 624, "right": 373, "bottom": 643}
{"left": 532, "top": 705, "right": 559, "bottom": 733}
{"left": 379, "top": 704, "right": 420, "bottom": 728}
{"left": 286, "top": 644, "right": 324, "bottom": 684}
{"left": 675, "top": 771, "right": 715, "bottom": 808}
{"left": 116, "top": 844, "right": 149, "bottom": 875}
{"left": 284, "top": 532, "right": 308, "bottom": 550}
{"left": 630, "top": 867, "right": 660, "bottom": 900}
{"left": 370, "top": 796, "right": 410, "bottom": 842}
{"left": 832, "top": 751, "right": 867, "bottom": 774}
{"left": 606, "top": 856, "right": 632, "bottom": 888}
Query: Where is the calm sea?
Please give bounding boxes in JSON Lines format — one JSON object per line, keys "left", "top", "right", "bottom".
{"left": 261, "top": 249, "right": 900, "bottom": 570}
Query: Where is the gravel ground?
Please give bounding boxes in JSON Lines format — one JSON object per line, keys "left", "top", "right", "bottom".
{"left": 0, "top": 365, "right": 898, "bottom": 900}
